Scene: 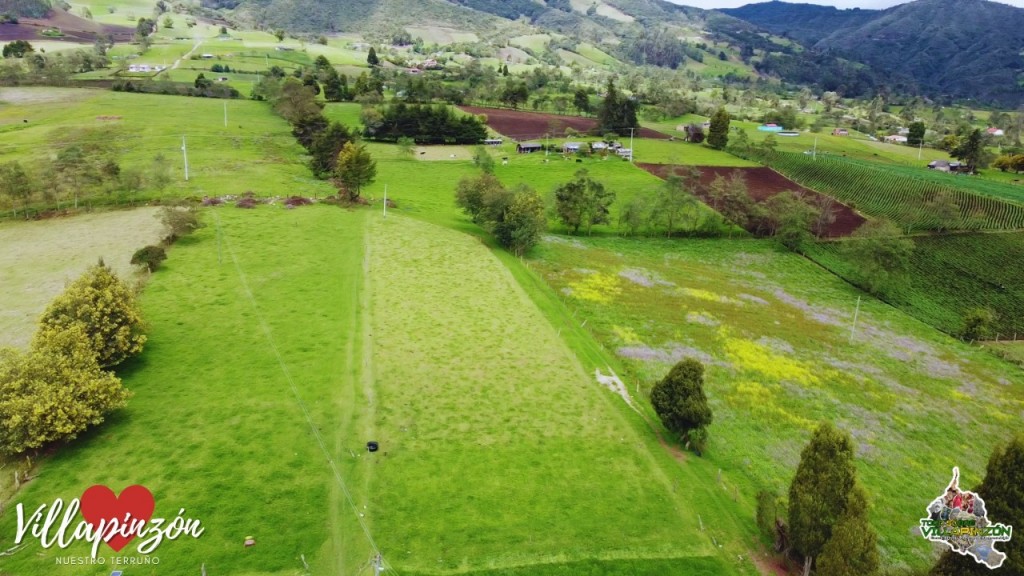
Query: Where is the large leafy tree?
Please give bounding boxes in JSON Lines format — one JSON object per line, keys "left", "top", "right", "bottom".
{"left": 651, "top": 171, "right": 700, "bottom": 237}
{"left": 553, "top": 169, "right": 615, "bottom": 235}
{"left": 0, "top": 160, "right": 33, "bottom": 218}
{"left": 707, "top": 107, "right": 731, "bottom": 150}
{"left": 493, "top": 186, "right": 546, "bottom": 256}
{"left": 931, "top": 435, "right": 1024, "bottom": 575}
{"left": 334, "top": 141, "right": 376, "bottom": 200}
{"left": 597, "top": 78, "right": 638, "bottom": 133}
{"left": 788, "top": 422, "right": 858, "bottom": 576}
{"left": 0, "top": 326, "right": 129, "bottom": 456}
{"left": 952, "top": 128, "right": 985, "bottom": 173}
{"left": 907, "top": 121, "right": 926, "bottom": 147}
{"left": 650, "top": 358, "right": 712, "bottom": 444}
{"left": 308, "top": 122, "right": 352, "bottom": 178}
{"left": 37, "top": 261, "right": 146, "bottom": 368}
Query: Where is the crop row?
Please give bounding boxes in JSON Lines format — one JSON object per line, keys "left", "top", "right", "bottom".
{"left": 758, "top": 152, "right": 1024, "bottom": 231}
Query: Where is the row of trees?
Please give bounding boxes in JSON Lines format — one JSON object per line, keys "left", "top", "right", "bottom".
{"left": 0, "top": 262, "right": 145, "bottom": 455}
{"left": 455, "top": 173, "right": 546, "bottom": 256}
{"left": 361, "top": 102, "right": 488, "bottom": 144}
{"left": 0, "top": 137, "right": 172, "bottom": 218}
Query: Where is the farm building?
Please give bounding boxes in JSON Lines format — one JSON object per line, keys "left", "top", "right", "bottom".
{"left": 517, "top": 142, "right": 543, "bottom": 153}
{"left": 127, "top": 64, "right": 167, "bottom": 72}
{"left": 885, "top": 135, "right": 908, "bottom": 144}
{"left": 987, "top": 127, "right": 1005, "bottom": 137}
{"left": 483, "top": 138, "right": 504, "bottom": 146}
{"left": 590, "top": 141, "right": 608, "bottom": 151}
{"left": 616, "top": 148, "right": 633, "bottom": 159}
{"left": 832, "top": 128, "right": 849, "bottom": 136}
{"left": 563, "top": 142, "right": 582, "bottom": 153}
{"left": 927, "top": 160, "right": 967, "bottom": 172}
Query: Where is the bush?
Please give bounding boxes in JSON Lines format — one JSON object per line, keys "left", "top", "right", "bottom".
{"left": 159, "top": 206, "right": 201, "bottom": 242}
{"left": 236, "top": 196, "right": 257, "bottom": 208}
{"left": 36, "top": 261, "right": 146, "bottom": 368}
{"left": 284, "top": 196, "right": 313, "bottom": 207}
{"left": 0, "top": 326, "right": 130, "bottom": 456}
{"left": 130, "top": 245, "right": 167, "bottom": 271}
{"left": 650, "top": 358, "right": 713, "bottom": 450}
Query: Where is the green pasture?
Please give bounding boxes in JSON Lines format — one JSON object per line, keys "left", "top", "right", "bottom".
{"left": 0, "top": 88, "right": 334, "bottom": 211}
{"left": 576, "top": 43, "right": 618, "bottom": 66}
{"left": 527, "top": 234, "right": 1024, "bottom": 570}
{"left": 0, "top": 208, "right": 164, "bottom": 349}
{"left": 0, "top": 206, "right": 374, "bottom": 575}
{"left": 634, "top": 139, "right": 758, "bottom": 167}
{"left": 508, "top": 34, "right": 551, "bottom": 53}
{"left": 322, "top": 102, "right": 364, "bottom": 130}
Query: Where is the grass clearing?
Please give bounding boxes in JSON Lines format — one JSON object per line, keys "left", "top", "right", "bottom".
{"left": 0, "top": 205, "right": 373, "bottom": 574}
{"left": 361, "top": 213, "right": 752, "bottom": 575}
{"left": 527, "top": 234, "right": 1024, "bottom": 569}
{"left": 0, "top": 208, "right": 164, "bottom": 348}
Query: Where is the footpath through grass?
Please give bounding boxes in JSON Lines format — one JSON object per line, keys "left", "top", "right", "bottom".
{"left": 359, "top": 213, "right": 753, "bottom": 575}
{"left": 0, "top": 205, "right": 372, "bottom": 575}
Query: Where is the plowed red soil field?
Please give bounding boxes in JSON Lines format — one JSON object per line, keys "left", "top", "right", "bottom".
{"left": 638, "top": 163, "right": 865, "bottom": 237}
{"left": 459, "top": 106, "right": 670, "bottom": 141}
{"left": 0, "top": 9, "right": 133, "bottom": 42}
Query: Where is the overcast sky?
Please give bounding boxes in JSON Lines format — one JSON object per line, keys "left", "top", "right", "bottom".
{"left": 666, "top": 0, "right": 1024, "bottom": 10}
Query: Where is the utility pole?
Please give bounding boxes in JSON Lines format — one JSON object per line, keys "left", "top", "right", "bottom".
{"left": 223, "top": 101, "right": 228, "bottom": 127}
{"left": 373, "top": 554, "right": 383, "bottom": 576}
{"left": 383, "top": 184, "right": 387, "bottom": 218}
{"left": 181, "top": 135, "right": 189, "bottom": 181}
{"left": 813, "top": 135, "right": 818, "bottom": 160}
{"left": 628, "top": 127, "right": 635, "bottom": 163}
{"left": 849, "top": 295, "right": 861, "bottom": 343}
{"left": 918, "top": 140, "right": 923, "bottom": 161}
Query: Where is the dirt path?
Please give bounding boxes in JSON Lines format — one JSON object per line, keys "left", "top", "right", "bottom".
{"left": 168, "top": 38, "right": 204, "bottom": 72}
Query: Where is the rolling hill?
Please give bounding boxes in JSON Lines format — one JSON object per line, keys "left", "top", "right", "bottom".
{"left": 723, "top": 0, "right": 1024, "bottom": 106}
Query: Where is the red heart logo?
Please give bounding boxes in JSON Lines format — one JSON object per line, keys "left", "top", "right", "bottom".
{"left": 79, "top": 485, "right": 155, "bottom": 552}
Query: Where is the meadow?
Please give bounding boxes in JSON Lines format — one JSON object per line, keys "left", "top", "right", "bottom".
{"left": 525, "top": 234, "right": 1024, "bottom": 569}
{"left": 0, "top": 208, "right": 163, "bottom": 348}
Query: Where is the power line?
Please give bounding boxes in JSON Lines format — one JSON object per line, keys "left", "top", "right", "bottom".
{"left": 214, "top": 211, "right": 395, "bottom": 572}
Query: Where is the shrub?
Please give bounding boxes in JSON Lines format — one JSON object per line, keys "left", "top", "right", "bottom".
{"left": 284, "top": 196, "right": 313, "bottom": 207}
{"left": 130, "top": 245, "right": 167, "bottom": 271}
{"left": 236, "top": 196, "right": 257, "bottom": 208}
{"left": 159, "top": 206, "right": 201, "bottom": 242}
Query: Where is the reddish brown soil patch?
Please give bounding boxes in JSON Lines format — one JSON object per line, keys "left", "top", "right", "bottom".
{"left": 638, "top": 163, "right": 865, "bottom": 237}
{"left": 750, "top": 550, "right": 791, "bottom": 576}
{"left": 459, "top": 105, "right": 671, "bottom": 141}
{"left": 1, "top": 9, "right": 134, "bottom": 42}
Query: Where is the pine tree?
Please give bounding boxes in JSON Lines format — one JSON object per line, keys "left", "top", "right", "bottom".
{"left": 817, "top": 484, "right": 880, "bottom": 576}
{"left": 36, "top": 261, "right": 146, "bottom": 368}
{"left": 366, "top": 46, "right": 379, "bottom": 67}
{"left": 788, "top": 422, "right": 858, "bottom": 576}
{"left": 650, "top": 358, "right": 712, "bottom": 444}
{"left": 931, "top": 435, "right": 1024, "bottom": 575}
{"left": 708, "top": 107, "right": 731, "bottom": 150}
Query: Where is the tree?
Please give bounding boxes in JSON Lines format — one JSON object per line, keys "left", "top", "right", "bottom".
{"left": 597, "top": 78, "right": 638, "bottom": 133}
{"left": 788, "top": 422, "right": 858, "bottom": 576}
{"left": 0, "top": 325, "right": 130, "bottom": 456}
{"left": 455, "top": 173, "right": 506, "bottom": 224}
{"left": 707, "top": 172, "right": 752, "bottom": 231}
{"left": 321, "top": 67, "right": 348, "bottom": 102}
{"left": 334, "top": 141, "right": 376, "bottom": 200}
{"left": 0, "top": 161, "right": 33, "bottom": 218}
{"left": 162, "top": 15, "right": 173, "bottom": 29}
{"left": 573, "top": 89, "right": 590, "bottom": 115}
{"left": 907, "top": 121, "right": 926, "bottom": 147}
{"left": 36, "top": 262, "right": 146, "bottom": 368}
{"left": 931, "top": 435, "right": 1024, "bottom": 575}
{"left": 130, "top": 245, "right": 167, "bottom": 272}
{"left": 841, "top": 219, "right": 914, "bottom": 295}
{"left": 472, "top": 146, "right": 495, "bottom": 173}
{"left": 553, "top": 169, "right": 615, "bottom": 235}
{"left": 618, "top": 194, "right": 651, "bottom": 236}
{"left": 194, "top": 72, "right": 212, "bottom": 89}
{"left": 760, "top": 133, "right": 778, "bottom": 154}
{"left": 396, "top": 136, "right": 416, "bottom": 157}
{"left": 959, "top": 307, "right": 997, "bottom": 341}
{"left": 308, "top": 122, "right": 352, "bottom": 178}
{"left": 766, "top": 191, "right": 818, "bottom": 251}
{"left": 366, "top": 46, "right": 379, "bottom": 66}
{"left": 707, "top": 107, "right": 730, "bottom": 150}
{"left": 273, "top": 29, "right": 285, "bottom": 41}
{"left": 652, "top": 171, "right": 700, "bottom": 237}
{"left": 158, "top": 207, "right": 198, "bottom": 241}
{"left": 816, "top": 485, "right": 880, "bottom": 576}
{"left": 272, "top": 77, "right": 323, "bottom": 126}
{"left": 500, "top": 81, "right": 529, "bottom": 110}
{"left": 650, "top": 358, "right": 712, "bottom": 451}
{"left": 952, "top": 129, "right": 985, "bottom": 173}
{"left": 135, "top": 17, "right": 155, "bottom": 40}
{"left": 494, "top": 186, "right": 546, "bottom": 256}
{"left": 2, "top": 40, "right": 34, "bottom": 58}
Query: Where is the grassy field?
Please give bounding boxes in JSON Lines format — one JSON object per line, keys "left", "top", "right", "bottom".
{"left": 0, "top": 206, "right": 374, "bottom": 574}
{"left": 0, "top": 208, "right": 164, "bottom": 348}
{"left": 526, "top": 234, "right": 1024, "bottom": 570}
{"left": 0, "top": 88, "right": 334, "bottom": 212}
